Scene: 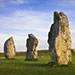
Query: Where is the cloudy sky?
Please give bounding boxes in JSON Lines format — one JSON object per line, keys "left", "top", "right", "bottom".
{"left": 0, "top": 0, "right": 75, "bottom": 52}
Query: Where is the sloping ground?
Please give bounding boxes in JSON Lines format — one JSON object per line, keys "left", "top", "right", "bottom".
{"left": 0, "top": 55, "right": 75, "bottom": 75}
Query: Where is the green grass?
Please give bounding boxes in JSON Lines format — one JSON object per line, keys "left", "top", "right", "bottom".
{"left": 0, "top": 56, "right": 75, "bottom": 75}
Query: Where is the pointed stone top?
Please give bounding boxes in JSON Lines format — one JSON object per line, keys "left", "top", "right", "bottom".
{"left": 54, "top": 11, "right": 67, "bottom": 23}
{"left": 54, "top": 11, "right": 60, "bottom": 22}
{"left": 28, "top": 33, "right": 37, "bottom": 39}
{"left": 9, "top": 36, "right": 13, "bottom": 40}
{"left": 59, "top": 12, "right": 66, "bottom": 16}
{"left": 54, "top": 11, "right": 66, "bottom": 16}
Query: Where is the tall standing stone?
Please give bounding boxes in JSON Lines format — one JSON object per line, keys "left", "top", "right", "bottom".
{"left": 4, "top": 37, "right": 16, "bottom": 59}
{"left": 48, "top": 11, "right": 72, "bottom": 65}
{"left": 26, "top": 34, "right": 38, "bottom": 60}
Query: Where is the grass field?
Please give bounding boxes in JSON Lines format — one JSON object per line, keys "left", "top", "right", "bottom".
{"left": 0, "top": 55, "right": 75, "bottom": 75}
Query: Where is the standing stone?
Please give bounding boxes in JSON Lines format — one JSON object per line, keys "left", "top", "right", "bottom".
{"left": 26, "top": 34, "right": 38, "bottom": 60}
{"left": 4, "top": 37, "right": 16, "bottom": 59}
{"left": 48, "top": 11, "right": 72, "bottom": 65}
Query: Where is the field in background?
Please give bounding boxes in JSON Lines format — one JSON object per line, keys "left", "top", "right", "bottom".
{"left": 0, "top": 55, "right": 75, "bottom": 75}
{"left": 0, "top": 50, "right": 75, "bottom": 57}
{"left": 0, "top": 50, "right": 50, "bottom": 57}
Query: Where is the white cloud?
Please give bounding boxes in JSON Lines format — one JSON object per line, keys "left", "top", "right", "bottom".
{"left": 0, "top": 0, "right": 5, "bottom": 8}
{"left": 0, "top": 0, "right": 38, "bottom": 8}
{"left": 0, "top": 33, "right": 11, "bottom": 52}
{"left": 0, "top": 11, "right": 52, "bottom": 31}
{"left": 0, "top": 32, "right": 48, "bottom": 53}
{"left": 10, "top": 0, "right": 36, "bottom": 4}
{"left": 0, "top": 33, "right": 27, "bottom": 52}
{"left": 10, "top": 0, "right": 24, "bottom": 4}
{"left": 0, "top": 10, "right": 52, "bottom": 52}
{"left": 59, "top": 0, "right": 75, "bottom": 6}
{"left": 70, "top": 30, "right": 75, "bottom": 33}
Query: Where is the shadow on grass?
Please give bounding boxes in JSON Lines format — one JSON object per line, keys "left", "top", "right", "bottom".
{"left": 48, "top": 62, "right": 56, "bottom": 67}
{"left": 0, "top": 58, "right": 73, "bottom": 68}
{"left": 0, "top": 59, "right": 49, "bottom": 67}
{"left": 0, "top": 58, "right": 16, "bottom": 61}
{"left": 14, "top": 63, "right": 49, "bottom": 67}
{"left": 48, "top": 62, "right": 73, "bottom": 68}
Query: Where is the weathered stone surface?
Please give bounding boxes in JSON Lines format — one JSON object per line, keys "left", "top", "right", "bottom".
{"left": 4, "top": 37, "right": 16, "bottom": 59}
{"left": 48, "top": 11, "right": 72, "bottom": 65}
{"left": 26, "top": 34, "right": 38, "bottom": 60}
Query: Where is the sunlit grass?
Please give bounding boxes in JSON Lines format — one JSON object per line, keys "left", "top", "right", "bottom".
{"left": 0, "top": 55, "right": 75, "bottom": 75}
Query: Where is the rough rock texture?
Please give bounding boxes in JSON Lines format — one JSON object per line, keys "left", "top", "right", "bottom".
{"left": 48, "top": 11, "right": 72, "bottom": 65}
{"left": 26, "top": 34, "right": 38, "bottom": 60}
{"left": 4, "top": 37, "right": 16, "bottom": 59}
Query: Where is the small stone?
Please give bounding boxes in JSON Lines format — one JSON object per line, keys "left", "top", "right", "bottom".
{"left": 26, "top": 34, "right": 38, "bottom": 60}
{"left": 4, "top": 37, "right": 16, "bottom": 59}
